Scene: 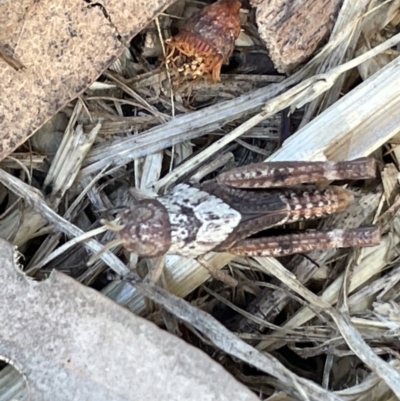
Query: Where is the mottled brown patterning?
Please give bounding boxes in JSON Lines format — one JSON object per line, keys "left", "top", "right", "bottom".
{"left": 103, "top": 158, "right": 380, "bottom": 261}
{"left": 217, "top": 158, "right": 377, "bottom": 188}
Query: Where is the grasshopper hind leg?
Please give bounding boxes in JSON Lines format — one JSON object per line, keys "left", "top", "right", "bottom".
{"left": 228, "top": 227, "right": 380, "bottom": 257}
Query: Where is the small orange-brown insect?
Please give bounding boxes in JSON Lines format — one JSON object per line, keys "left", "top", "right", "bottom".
{"left": 166, "top": 0, "right": 242, "bottom": 82}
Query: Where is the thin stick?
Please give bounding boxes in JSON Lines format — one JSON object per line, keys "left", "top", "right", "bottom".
{"left": 128, "top": 276, "right": 343, "bottom": 401}
{"left": 197, "top": 256, "right": 238, "bottom": 287}
{"left": 254, "top": 256, "right": 400, "bottom": 398}
{"left": 27, "top": 226, "right": 109, "bottom": 272}
{"left": 87, "top": 238, "right": 126, "bottom": 266}
{"left": 0, "top": 169, "right": 129, "bottom": 276}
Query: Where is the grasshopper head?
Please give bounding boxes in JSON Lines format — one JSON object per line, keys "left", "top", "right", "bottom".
{"left": 105, "top": 199, "right": 171, "bottom": 258}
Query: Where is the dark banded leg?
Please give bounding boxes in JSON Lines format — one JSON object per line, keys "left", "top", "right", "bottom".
{"left": 217, "top": 158, "right": 377, "bottom": 189}
{"left": 228, "top": 227, "right": 380, "bottom": 257}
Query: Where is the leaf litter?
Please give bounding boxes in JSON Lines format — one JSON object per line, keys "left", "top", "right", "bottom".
{"left": 1, "top": 0, "right": 400, "bottom": 400}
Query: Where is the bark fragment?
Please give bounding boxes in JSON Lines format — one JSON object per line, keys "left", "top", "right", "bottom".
{"left": 252, "top": 0, "right": 343, "bottom": 72}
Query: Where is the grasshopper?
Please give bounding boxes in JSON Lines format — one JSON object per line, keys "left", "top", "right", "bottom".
{"left": 103, "top": 158, "right": 380, "bottom": 261}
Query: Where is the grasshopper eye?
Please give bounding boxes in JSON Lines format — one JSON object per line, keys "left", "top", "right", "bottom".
{"left": 112, "top": 199, "right": 172, "bottom": 258}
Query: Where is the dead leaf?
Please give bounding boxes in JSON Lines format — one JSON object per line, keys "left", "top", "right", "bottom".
{"left": 0, "top": 0, "right": 175, "bottom": 161}
{"left": 0, "top": 238, "right": 258, "bottom": 401}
